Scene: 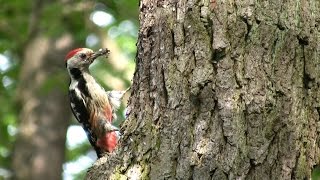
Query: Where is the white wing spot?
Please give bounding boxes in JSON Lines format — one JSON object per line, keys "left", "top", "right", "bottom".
{"left": 71, "top": 103, "right": 76, "bottom": 108}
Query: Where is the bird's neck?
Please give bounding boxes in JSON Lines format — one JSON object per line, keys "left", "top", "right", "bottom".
{"left": 68, "top": 67, "right": 97, "bottom": 83}
{"left": 68, "top": 67, "right": 97, "bottom": 91}
{"left": 68, "top": 67, "right": 89, "bottom": 80}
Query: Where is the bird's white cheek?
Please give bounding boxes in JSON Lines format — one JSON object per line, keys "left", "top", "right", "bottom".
{"left": 67, "top": 58, "right": 80, "bottom": 68}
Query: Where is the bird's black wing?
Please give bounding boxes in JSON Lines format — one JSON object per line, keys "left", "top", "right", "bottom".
{"left": 69, "top": 89, "right": 103, "bottom": 157}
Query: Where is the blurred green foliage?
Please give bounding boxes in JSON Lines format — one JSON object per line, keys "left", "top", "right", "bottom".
{"left": 312, "top": 166, "right": 320, "bottom": 180}
{"left": 0, "top": 0, "right": 138, "bottom": 179}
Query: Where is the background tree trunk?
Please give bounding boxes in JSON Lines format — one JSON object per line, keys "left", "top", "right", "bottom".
{"left": 87, "top": 0, "right": 320, "bottom": 179}
{"left": 11, "top": 1, "right": 73, "bottom": 179}
{"left": 12, "top": 35, "right": 72, "bottom": 180}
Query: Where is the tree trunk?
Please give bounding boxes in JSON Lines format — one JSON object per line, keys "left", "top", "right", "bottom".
{"left": 12, "top": 35, "right": 72, "bottom": 180}
{"left": 87, "top": 0, "right": 320, "bottom": 179}
{"left": 11, "top": 1, "right": 73, "bottom": 179}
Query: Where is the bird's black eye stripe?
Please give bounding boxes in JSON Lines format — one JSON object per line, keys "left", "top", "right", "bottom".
{"left": 79, "top": 53, "right": 87, "bottom": 59}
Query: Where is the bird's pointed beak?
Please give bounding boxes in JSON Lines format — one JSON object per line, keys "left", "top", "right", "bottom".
{"left": 89, "top": 48, "right": 110, "bottom": 63}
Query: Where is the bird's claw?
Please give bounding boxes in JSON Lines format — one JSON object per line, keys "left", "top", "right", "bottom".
{"left": 104, "top": 123, "right": 119, "bottom": 133}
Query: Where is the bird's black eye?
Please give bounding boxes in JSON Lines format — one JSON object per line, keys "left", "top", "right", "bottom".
{"left": 79, "top": 53, "right": 87, "bottom": 59}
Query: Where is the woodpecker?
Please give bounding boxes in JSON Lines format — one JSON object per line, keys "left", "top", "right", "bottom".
{"left": 65, "top": 48, "right": 123, "bottom": 158}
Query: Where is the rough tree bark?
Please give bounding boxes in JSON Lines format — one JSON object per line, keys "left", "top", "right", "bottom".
{"left": 11, "top": 1, "right": 73, "bottom": 179}
{"left": 87, "top": 0, "right": 320, "bottom": 179}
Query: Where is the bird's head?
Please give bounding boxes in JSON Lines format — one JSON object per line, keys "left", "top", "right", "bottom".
{"left": 65, "top": 48, "right": 96, "bottom": 70}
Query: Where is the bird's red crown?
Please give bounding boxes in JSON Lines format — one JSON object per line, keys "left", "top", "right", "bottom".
{"left": 64, "top": 48, "right": 84, "bottom": 61}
